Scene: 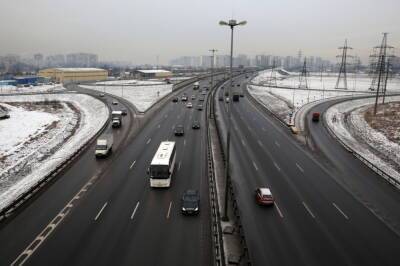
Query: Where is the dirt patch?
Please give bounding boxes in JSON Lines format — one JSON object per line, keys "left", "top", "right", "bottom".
{"left": 364, "top": 102, "right": 400, "bottom": 144}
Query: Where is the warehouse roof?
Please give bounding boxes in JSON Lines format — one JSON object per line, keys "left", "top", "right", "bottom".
{"left": 136, "top": 69, "right": 171, "bottom": 74}
{"left": 51, "top": 68, "right": 106, "bottom": 72}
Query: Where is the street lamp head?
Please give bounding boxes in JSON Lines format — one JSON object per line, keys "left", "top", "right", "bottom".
{"left": 219, "top": 20, "right": 229, "bottom": 26}
{"left": 238, "top": 20, "right": 247, "bottom": 26}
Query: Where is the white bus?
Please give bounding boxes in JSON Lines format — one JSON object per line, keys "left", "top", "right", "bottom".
{"left": 148, "top": 141, "right": 176, "bottom": 187}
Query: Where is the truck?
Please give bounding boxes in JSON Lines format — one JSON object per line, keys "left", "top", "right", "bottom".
{"left": 193, "top": 82, "right": 200, "bottom": 90}
{"left": 95, "top": 133, "right": 113, "bottom": 157}
{"left": 112, "top": 111, "right": 123, "bottom": 128}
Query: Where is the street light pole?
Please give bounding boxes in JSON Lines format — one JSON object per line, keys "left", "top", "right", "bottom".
{"left": 209, "top": 49, "right": 218, "bottom": 90}
{"left": 219, "top": 19, "right": 247, "bottom": 221}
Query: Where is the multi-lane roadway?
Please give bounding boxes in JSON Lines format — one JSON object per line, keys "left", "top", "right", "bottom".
{"left": 0, "top": 77, "right": 219, "bottom": 265}
{"left": 214, "top": 74, "right": 400, "bottom": 266}
{"left": 1, "top": 72, "right": 400, "bottom": 266}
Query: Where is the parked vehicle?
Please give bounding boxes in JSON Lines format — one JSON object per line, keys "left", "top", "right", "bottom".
{"left": 255, "top": 187, "right": 274, "bottom": 205}
{"left": 181, "top": 189, "right": 200, "bottom": 214}
{"left": 112, "top": 111, "right": 123, "bottom": 128}
{"left": 312, "top": 112, "right": 320, "bottom": 122}
{"left": 95, "top": 133, "right": 113, "bottom": 157}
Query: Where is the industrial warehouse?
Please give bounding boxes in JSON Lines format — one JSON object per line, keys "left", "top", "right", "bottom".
{"left": 38, "top": 68, "right": 108, "bottom": 83}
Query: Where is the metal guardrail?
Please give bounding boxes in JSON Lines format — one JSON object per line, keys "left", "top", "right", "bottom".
{"left": 322, "top": 109, "right": 400, "bottom": 190}
{"left": 206, "top": 79, "right": 226, "bottom": 266}
{"left": 0, "top": 99, "right": 111, "bottom": 222}
{"left": 212, "top": 75, "right": 252, "bottom": 265}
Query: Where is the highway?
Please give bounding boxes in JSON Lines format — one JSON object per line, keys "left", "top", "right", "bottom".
{"left": 214, "top": 75, "right": 400, "bottom": 266}
{"left": 0, "top": 77, "right": 218, "bottom": 265}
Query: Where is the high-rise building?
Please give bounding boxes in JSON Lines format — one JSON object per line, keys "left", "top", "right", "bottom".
{"left": 66, "top": 53, "right": 98, "bottom": 67}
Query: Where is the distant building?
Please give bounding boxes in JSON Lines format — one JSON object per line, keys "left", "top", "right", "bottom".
{"left": 135, "top": 69, "right": 172, "bottom": 79}
{"left": 38, "top": 68, "right": 108, "bottom": 83}
{"left": 45, "top": 54, "right": 66, "bottom": 67}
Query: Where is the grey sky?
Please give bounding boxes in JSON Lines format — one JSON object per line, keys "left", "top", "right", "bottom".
{"left": 1, "top": 0, "right": 399, "bottom": 64}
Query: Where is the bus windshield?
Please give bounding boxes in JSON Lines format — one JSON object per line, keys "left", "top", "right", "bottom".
{"left": 96, "top": 145, "right": 107, "bottom": 150}
{"left": 150, "top": 165, "right": 169, "bottom": 179}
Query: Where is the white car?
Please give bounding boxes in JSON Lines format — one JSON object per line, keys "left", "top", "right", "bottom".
{"left": 186, "top": 102, "right": 193, "bottom": 108}
{"left": 225, "top": 97, "right": 230, "bottom": 103}
{"left": 99, "top": 93, "right": 105, "bottom": 97}
{"left": 112, "top": 101, "right": 118, "bottom": 105}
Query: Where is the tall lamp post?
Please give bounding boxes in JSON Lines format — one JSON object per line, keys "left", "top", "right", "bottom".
{"left": 209, "top": 49, "right": 218, "bottom": 90}
{"left": 219, "top": 19, "right": 246, "bottom": 221}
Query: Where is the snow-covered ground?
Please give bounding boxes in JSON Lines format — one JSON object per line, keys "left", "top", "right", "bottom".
{"left": 93, "top": 79, "right": 165, "bottom": 86}
{"left": 81, "top": 82, "right": 173, "bottom": 112}
{"left": 0, "top": 84, "right": 65, "bottom": 95}
{"left": 248, "top": 69, "right": 400, "bottom": 124}
{"left": 0, "top": 94, "right": 108, "bottom": 212}
{"left": 325, "top": 96, "right": 400, "bottom": 183}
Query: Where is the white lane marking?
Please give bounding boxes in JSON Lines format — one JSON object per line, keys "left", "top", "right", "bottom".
{"left": 130, "top": 202, "right": 140, "bottom": 220}
{"left": 129, "top": 160, "right": 136, "bottom": 169}
{"left": 253, "top": 161, "right": 258, "bottom": 171}
{"left": 274, "top": 202, "right": 284, "bottom": 218}
{"left": 333, "top": 202, "right": 349, "bottom": 220}
{"left": 94, "top": 202, "right": 108, "bottom": 221}
{"left": 241, "top": 138, "right": 245, "bottom": 146}
{"left": 273, "top": 162, "right": 281, "bottom": 171}
{"left": 275, "top": 141, "right": 280, "bottom": 147}
{"left": 184, "top": 139, "right": 186, "bottom": 146}
{"left": 302, "top": 202, "right": 316, "bottom": 219}
{"left": 166, "top": 201, "right": 173, "bottom": 219}
{"left": 296, "top": 163, "right": 304, "bottom": 173}
{"left": 157, "top": 124, "right": 161, "bottom": 128}
{"left": 146, "top": 138, "right": 151, "bottom": 144}
{"left": 178, "top": 161, "right": 181, "bottom": 171}
{"left": 257, "top": 140, "right": 263, "bottom": 147}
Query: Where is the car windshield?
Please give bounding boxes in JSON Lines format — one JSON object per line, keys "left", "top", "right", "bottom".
{"left": 96, "top": 144, "right": 107, "bottom": 150}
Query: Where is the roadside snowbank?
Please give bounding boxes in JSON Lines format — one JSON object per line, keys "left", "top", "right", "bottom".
{"left": 325, "top": 96, "right": 400, "bottom": 183}
{"left": 0, "top": 94, "right": 108, "bottom": 211}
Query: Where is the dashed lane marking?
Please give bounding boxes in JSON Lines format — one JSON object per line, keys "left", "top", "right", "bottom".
{"left": 130, "top": 202, "right": 140, "bottom": 220}
{"left": 303, "top": 202, "right": 316, "bottom": 219}
{"left": 94, "top": 202, "right": 108, "bottom": 221}
{"left": 129, "top": 160, "right": 136, "bottom": 169}
{"left": 333, "top": 202, "right": 349, "bottom": 220}
{"left": 296, "top": 163, "right": 304, "bottom": 173}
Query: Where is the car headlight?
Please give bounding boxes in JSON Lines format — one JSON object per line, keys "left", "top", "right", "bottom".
{"left": 182, "top": 207, "right": 186, "bottom": 211}
{"left": 194, "top": 207, "right": 198, "bottom": 211}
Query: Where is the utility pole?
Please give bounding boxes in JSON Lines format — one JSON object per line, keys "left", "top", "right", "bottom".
{"left": 219, "top": 19, "right": 247, "bottom": 221}
{"left": 299, "top": 58, "right": 309, "bottom": 89}
{"left": 371, "top": 33, "right": 394, "bottom": 114}
{"left": 335, "top": 39, "right": 353, "bottom": 90}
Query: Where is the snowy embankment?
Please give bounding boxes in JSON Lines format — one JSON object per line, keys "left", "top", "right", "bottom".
{"left": 248, "top": 69, "right": 400, "bottom": 124}
{"left": 325, "top": 96, "right": 400, "bottom": 183}
{"left": 0, "top": 84, "right": 65, "bottom": 95}
{"left": 81, "top": 81, "right": 173, "bottom": 112}
{"left": 0, "top": 94, "right": 108, "bottom": 212}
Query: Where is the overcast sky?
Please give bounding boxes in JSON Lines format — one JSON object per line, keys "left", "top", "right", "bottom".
{"left": 1, "top": 0, "right": 399, "bottom": 64}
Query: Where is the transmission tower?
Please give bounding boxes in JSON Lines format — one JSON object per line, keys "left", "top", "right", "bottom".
{"left": 370, "top": 33, "right": 394, "bottom": 114}
{"left": 335, "top": 39, "right": 353, "bottom": 90}
{"left": 299, "top": 58, "right": 309, "bottom": 89}
{"left": 268, "top": 59, "right": 277, "bottom": 87}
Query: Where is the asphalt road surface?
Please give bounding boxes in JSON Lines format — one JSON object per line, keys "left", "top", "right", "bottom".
{"left": 0, "top": 77, "right": 218, "bottom": 266}
{"left": 214, "top": 75, "right": 400, "bottom": 266}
